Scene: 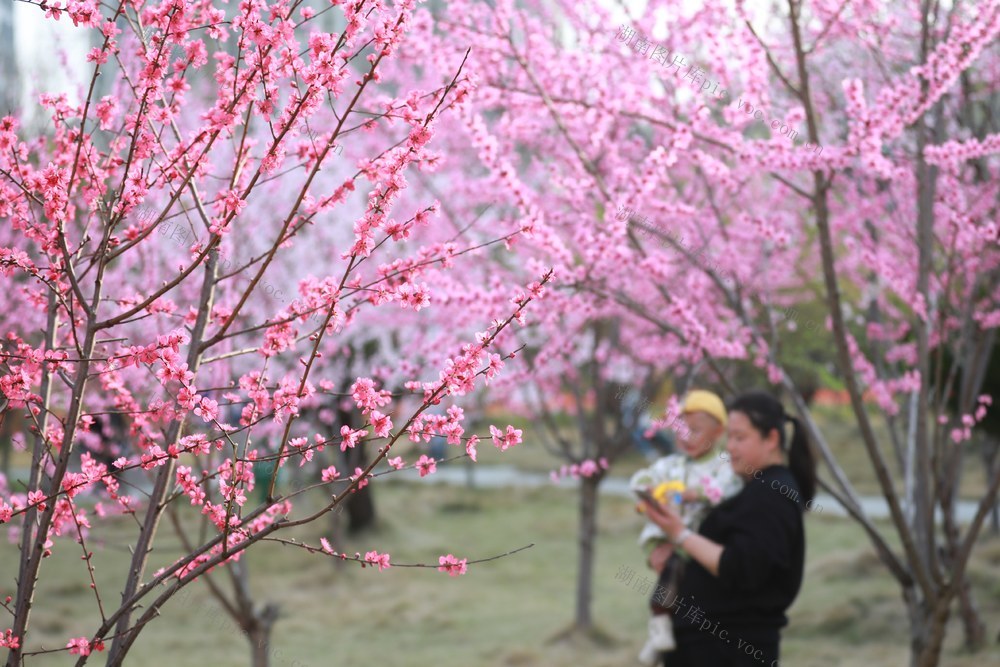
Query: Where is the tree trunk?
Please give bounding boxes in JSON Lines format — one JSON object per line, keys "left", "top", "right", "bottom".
{"left": 246, "top": 603, "right": 280, "bottom": 667}
{"left": 574, "top": 473, "right": 600, "bottom": 630}
{"left": 337, "top": 406, "right": 376, "bottom": 533}
{"left": 941, "top": 472, "right": 987, "bottom": 650}
{"left": 0, "top": 434, "right": 9, "bottom": 480}
{"left": 956, "top": 573, "right": 986, "bottom": 650}
{"left": 0, "top": 403, "right": 21, "bottom": 486}
{"left": 984, "top": 438, "right": 1000, "bottom": 535}
{"left": 905, "top": 587, "right": 951, "bottom": 667}
{"left": 230, "top": 558, "right": 281, "bottom": 667}
{"left": 345, "top": 441, "right": 376, "bottom": 533}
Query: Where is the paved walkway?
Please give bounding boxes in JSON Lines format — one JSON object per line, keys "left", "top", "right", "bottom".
{"left": 395, "top": 463, "right": 987, "bottom": 524}
{"left": 4, "top": 463, "right": 987, "bottom": 524}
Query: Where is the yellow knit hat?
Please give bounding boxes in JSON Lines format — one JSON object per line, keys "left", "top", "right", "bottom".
{"left": 681, "top": 389, "right": 727, "bottom": 426}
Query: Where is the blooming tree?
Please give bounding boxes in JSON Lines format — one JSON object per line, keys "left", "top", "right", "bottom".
{"left": 0, "top": 0, "right": 549, "bottom": 664}
{"left": 385, "top": 1, "right": 1000, "bottom": 665}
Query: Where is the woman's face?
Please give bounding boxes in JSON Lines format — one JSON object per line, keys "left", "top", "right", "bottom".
{"left": 725, "top": 411, "right": 779, "bottom": 479}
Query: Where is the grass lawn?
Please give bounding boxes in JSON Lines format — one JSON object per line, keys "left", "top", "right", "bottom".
{"left": 2, "top": 477, "right": 999, "bottom": 667}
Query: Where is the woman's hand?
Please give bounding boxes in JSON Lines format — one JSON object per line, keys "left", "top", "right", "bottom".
{"left": 648, "top": 542, "right": 674, "bottom": 573}
{"left": 644, "top": 498, "right": 726, "bottom": 578}
{"left": 641, "top": 498, "right": 684, "bottom": 542}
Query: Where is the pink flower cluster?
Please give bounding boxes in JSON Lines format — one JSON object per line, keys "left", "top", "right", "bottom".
{"left": 438, "top": 554, "right": 468, "bottom": 577}
{"left": 699, "top": 476, "right": 724, "bottom": 504}
{"left": 946, "top": 395, "right": 993, "bottom": 444}
{"left": 0, "top": 628, "right": 19, "bottom": 649}
{"left": 365, "top": 550, "right": 392, "bottom": 571}
{"left": 550, "top": 458, "right": 610, "bottom": 483}
{"left": 351, "top": 377, "right": 393, "bottom": 441}
{"left": 406, "top": 405, "right": 467, "bottom": 448}
{"left": 66, "top": 636, "right": 104, "bottom": 656}
{"left": 858, "top": 3, "right": 1000, "bottom": 150}
{"left": 411, "top": 454, "right": 435, "bottom": 477}
{"left": 489, "top": 424, "right": 523, "bottom": 451}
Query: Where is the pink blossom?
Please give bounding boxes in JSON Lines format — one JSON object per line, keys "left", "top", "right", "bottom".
{"left": 465, "top": 434, "right": 479, "bottom": 462}
{"left": 416, "top": 454, "right": 437, "bottom": 477}
{"left": 86, "top": 46, "right": 108, "bottom": 64}
{"left": 701, "top": 476, "right": 724, "bottom": 504}
{"left": 66, "top": 637, "right": 104, "bottom": 656}
{"left": 395, "top": 282, "right": 431, "bottom": 310}
{"left": 484, "top": 353, "right": 504, "bottom": 383}
{"left": 370, "top": 410, "right": 393, "bottom": 438}
{"left": 61, "top": 472, "right": 89, "bottom": 499}
{"left": 489, "top": 424, "right": 523, "bottom": 451}
{"left": 193, "top": 396, "right": 219, "bottom": 423}
{"left": 364, "top": 550, "right": 391, "bottom": 571}
{"left": 176, "top": 467, "right": 206, "bottom": 507}
{"left": 350, "top": 377, "right": 392, "bottom": 414}
{"left": 340, "top": 425, "right": 365, "bottom": 452}
{"left": 0, "top": 629, "right": 20, "bottom": 649}
{"left": 387, "top": 456, "right": 405, "bottom": 470}
{"left": 27, "top": 490, "right": 46, "bottom": 512}
{"left": 550, "top": 458, "right": 608, "bottom": 482}
{"left": 438, "top": 554, "right": 468, "bottom": 577}
{"left": 351, "top": 468, "right": 370, "bottom": 490}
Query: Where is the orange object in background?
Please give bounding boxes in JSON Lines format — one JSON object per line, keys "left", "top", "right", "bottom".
{"left": 812, "top": 388, "right": 850, "bottom": 406}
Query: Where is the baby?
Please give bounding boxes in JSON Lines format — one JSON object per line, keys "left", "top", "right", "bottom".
{"left": 629, "top": 389, "right": 742, "bottom": 665}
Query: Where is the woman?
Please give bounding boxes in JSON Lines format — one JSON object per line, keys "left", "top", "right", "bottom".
{"left": 641, "top": 391, "right": 817, "bottom": 667}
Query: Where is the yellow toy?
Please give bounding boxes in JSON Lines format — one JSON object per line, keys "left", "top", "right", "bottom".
{"left": 636, "top": 480, "right": 685, "bottom": 513}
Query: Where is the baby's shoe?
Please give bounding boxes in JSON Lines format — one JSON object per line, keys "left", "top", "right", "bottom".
{"left": 648, "top": 614, "right": 676, "bottom": 651}
{"left": 638, "top": 637, "right": 660, "bottom": 666}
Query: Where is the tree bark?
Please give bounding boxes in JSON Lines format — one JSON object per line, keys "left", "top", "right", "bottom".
{"left": 985, "top": 438, "right": 1000, "bottom": 535}
{"left": 574, "top": 473, "right": 600, "bottom": 630}
{"left": 230, "top": 557, "right": 281, "bottom": 667}
{"left": 908, "top": 593, "right": 951, "bottom": 667}
{"left": 336, "top": 406, "right": 376, "bottom": 534}
{"left": 246, "top": 603, "right": 280, "bottom": 667}
{"left": 956, "top": 574, "right": 987, "bottom": 650}
{"left": 0, "top": 399, "right": 11, "bottom": 479}
{"left": 344, "top": 441, "right": 376, "bottom": 533}
{"left": 106, "top": 248, "right": 220, "bottom": 665}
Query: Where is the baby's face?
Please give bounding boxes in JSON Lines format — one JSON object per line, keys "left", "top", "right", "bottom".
{"left": 676, "top": 411, "right": 723, "bottom": 459}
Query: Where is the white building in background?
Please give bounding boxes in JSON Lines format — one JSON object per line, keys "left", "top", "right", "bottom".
{"left": 3, "top": 2, "right": 100, "bottom": 127}
{"left": 0, "top": 1, "right": 16, "bottom": 116}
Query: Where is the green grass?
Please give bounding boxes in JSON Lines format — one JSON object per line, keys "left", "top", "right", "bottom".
{"left": 3, "top": 480, "right": 1000, "bottom": 667}
{"left": 2, "top": 405, "right": 998, "bottom": 666}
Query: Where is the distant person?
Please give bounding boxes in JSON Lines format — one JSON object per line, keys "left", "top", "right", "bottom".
{"left": 642, "top": 391, "right": 817, "bottom": 666}
{"left": 428, "top": 434, "right": 447, "bottom": 462}
{"left": 629, "top": 390, "right": 741, "bottom": 665}
{"left": 621, "top": 386, "right": 673, "bottom": 461}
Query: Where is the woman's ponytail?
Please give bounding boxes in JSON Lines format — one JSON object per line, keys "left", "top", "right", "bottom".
{"left": 785, "top": 416, "right": 817, "bottom": 505}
